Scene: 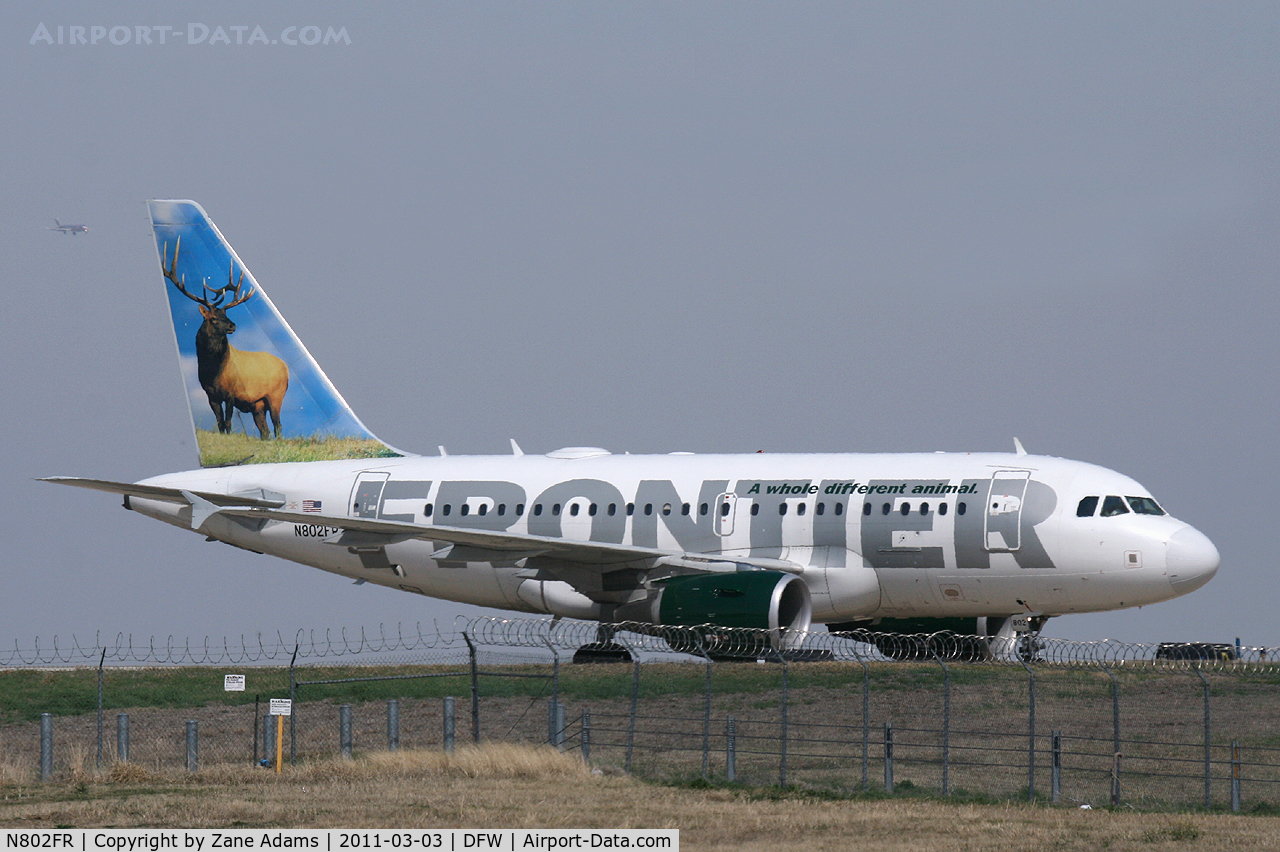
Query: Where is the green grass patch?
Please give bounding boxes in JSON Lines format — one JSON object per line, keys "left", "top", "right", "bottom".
{"left": 197, "top": 431, "right": 400, "bottom": 466}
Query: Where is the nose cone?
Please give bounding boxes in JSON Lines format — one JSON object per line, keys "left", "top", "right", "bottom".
{"left": 1167, "top": 526, "right": 1220, "bottom": 596}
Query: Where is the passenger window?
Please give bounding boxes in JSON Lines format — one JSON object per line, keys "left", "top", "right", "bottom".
{"left": 682, "top": 503, "right": 690, "bottom": 516}
{"left": 882, "top": 503, "right": 891, "bottom": 515}
{"left": 569, "top": 504, "right": 579, "bottom": 517}
{"left": 797, "top": 503, "right": 807, "bottom": 516}
{"left": 720, "top": 502, "right": 731, "bottom": 517}
{"left": 863, "top": 503, "right": 871, "bottom": 516}
{"left": 900, "top": 503, "right": 911, "bottom": 516}
{"left": 816, "top": 503, "right": 825, "bottom": 516}
{"left": 779, "top": 503, "right": 788, "bottom": 516}
{"left": 626, "top": 503, "right": 635, "bottom": 516}
{"left": 1101, "top": 495, "right": 1130, "bottom": 517}
{"left": 662, "top": 503, "right": 672, "bottom": 516}
{"left": 442, "top": 504, "right": 452, "bottom": 517}
{"left": 939, "top": 503, "right": 947, "bottom": 516}
{"left": 424, "top": 503, "right": 433, "bottom": 517}
{"left": 497, "top": 503, "right": 505, "bottom": 516}
{"left": 589, "top": 503, "right": 597, "bottom": 516}
{"left": 461, "top": 504, "right": 470, "bottom": 516}
{"left": 751, "top": 503, "right": 760, "bottom": 516}
{"left": 478, "top": 504, "right": 488, "bottom": 516}
{"left": 699, "top": 503, "right": 708, "bottom": 516}
{"left": 553, "top": 503, "right": 562, "bottom": 516}
{"left": 645, "top": 504, "right": 654, "bottom": 516}
{"left": 1126, "top": 496, "right": 1166, "bottom": 516}
{"left": 920, "top": 503, "right": 929, "bottom": 515}
{"left": 534, "top": 504, "right": 543, "bottom": 516}
{"left": 516, "top": 503, "right": 524, "bottom": 516}
{"left": 958, "top": 502, "right": 966, "bottom": 515}
{"left": 1076, "top": 496, "right": 1099, "bottom": 517}
{"left": 835, "top": 503, "right": 843, "bottom": 516}
{"left": 608, "top": 503, "right": 617, "bottom": 516}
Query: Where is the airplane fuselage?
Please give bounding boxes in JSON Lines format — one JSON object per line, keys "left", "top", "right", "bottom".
{"left": 130, "top": 448, "right": 1219, "bottom": 626}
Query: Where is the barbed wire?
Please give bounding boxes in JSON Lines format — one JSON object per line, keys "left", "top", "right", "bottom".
{"left": 1, "top": 617, "right": 1272, "bottom": 672}
{"left": 0, "top": 620, "right": 467, "bottom": 667}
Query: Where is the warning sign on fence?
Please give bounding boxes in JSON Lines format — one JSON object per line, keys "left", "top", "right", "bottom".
{"left": 269, "top": 698, "right": 292, "bottom": 716}
{"left": 223, "top": 674, "right": 245, "bottom": 692}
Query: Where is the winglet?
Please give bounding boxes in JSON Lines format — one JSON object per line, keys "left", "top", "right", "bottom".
{"left": 510, "top": 439, "right": 524, "bottom": 456}
{"left": 1013, "top": 437, "right": 1027, "bottom": 456}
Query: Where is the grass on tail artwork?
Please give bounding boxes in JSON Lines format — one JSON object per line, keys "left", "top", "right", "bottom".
{"left": 151, "top": 200, "right": 399, "bottom": 467}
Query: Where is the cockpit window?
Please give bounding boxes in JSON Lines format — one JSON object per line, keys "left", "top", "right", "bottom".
{"left": 1100, "top": 495, "right": 1130, "bottom": 517}
{"left": 1126, "top": 496, "right": 1166, "bottom": 515}
{"left": 1076, "top": 496, "right": 1099, "bottom": 517}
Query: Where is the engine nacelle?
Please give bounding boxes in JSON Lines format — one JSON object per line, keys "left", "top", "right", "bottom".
{"left": 617, "top": 570, "right": 812, "bottom": 635}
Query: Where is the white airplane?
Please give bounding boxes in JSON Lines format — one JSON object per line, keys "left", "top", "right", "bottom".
{"left": 45, "top": 200, "right": 1220, "bottom": 659}
{"left": 49, "top": 218, "right": 88, "bottom": 235}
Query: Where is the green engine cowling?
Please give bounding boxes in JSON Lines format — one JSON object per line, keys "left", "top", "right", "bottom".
{"left": 655, "top": 571, "right": 812, "bottom": 634}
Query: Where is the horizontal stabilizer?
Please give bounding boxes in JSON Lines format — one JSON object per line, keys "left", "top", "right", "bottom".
{"left": 40, "top": 476, "right": 285, "bottom": 509}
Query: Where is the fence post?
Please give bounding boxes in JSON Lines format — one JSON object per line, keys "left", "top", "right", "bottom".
{"left": 443, "top": 696, "right": 456, "bottom": 754}
{"left": 117, "top": 713, "right": 130, "bottom": 763}
{"left": 626, "top": 654, "right": 640, "bottom": 773}
{"left": 288, "top": 645, "right": 298, "bottom": 766}
{"left": 1193, "top": 667, "right": 1211, "bottom": 808}
{"left": 1102, "top": 665, "right": 1121, "bottom": 805}
{"left": 185, "top": 720, "right": 198, "bottom": 772}
{"left": 463, "top": 632, "right": 480, "bottom": 743}
{"left": 40, "top": 713, "right": 52, "bottom": 782}
{"left": 850, "top": 644, "right": 870, "bottom": 789}
{"left": 931, "top": 650, "right": 951, "bottom": 795}
{"left": 552, "top": 701, "right": 565, "bottom": 750}
{"left": 1231, "top": 741, "right": 1241, "bottom": 813}
{"left": 96, "top": 648, "right": 106, "bottom": 769}
{"left": 1019, "top": 660, "right": 1035, "bottom": 802}
{"left": 884, "top": 722, "right": 894, "bottom": 793}
{"left": 773, "top": 645, "right": 789, "bottom": 789}
{"left": 1051, "top": 730, "right": 1061, "bottom": 804}
{"left": 263, "top": 713, "right": 274, "bottom": 766}
{"left": 340, "top": 704, "right": 353, "bottom": 759}
{"left": 387, "top": 699, "right": 399, "bottom": 752}
{"left": 581, "top": 709, "right": 591, "bottom": 766}
{"left": 726, "top": 716, "right": 736, "bottom": 782}
{"left": 692, "top": 637, "right": 713, "bottom": 781}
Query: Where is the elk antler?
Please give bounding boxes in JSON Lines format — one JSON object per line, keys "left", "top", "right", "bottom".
{"left": 161, "top": 237, "right": 213, "bottom": 307}
{"left": 220, "top": 259, "right": 255, "bottom": 309}
{"left": 161, "top": 237, "right": 255, "bottom": 309}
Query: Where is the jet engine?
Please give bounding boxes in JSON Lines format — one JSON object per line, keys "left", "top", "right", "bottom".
{"left": 609, "top": 570, "right": 813, "bottom": 657}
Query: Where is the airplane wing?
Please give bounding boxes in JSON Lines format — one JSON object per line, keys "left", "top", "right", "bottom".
{"left": 42, "top": 478, "right": 803, "bottom": 599}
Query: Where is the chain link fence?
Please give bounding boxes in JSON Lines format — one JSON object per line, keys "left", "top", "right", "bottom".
{"left": 2, "top": 618, "right": 1276, "bottom": 811}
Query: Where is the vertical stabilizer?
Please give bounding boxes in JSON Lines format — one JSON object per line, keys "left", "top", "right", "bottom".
{"left": 148, "top": 199, "right": 402, "bottom": 467}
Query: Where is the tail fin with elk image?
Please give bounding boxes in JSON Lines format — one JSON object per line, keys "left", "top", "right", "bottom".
{"left": 148, "top": 199, "right": 401, "bottom": 467}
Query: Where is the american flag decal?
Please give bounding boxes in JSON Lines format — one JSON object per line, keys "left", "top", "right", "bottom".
{"left": 302, "top": 500, "right": 322, "bottom": 513}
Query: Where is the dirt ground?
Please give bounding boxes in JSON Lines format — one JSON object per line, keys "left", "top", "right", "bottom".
{"left": 2, "top": 747, "right": 1280, "bottom": 852}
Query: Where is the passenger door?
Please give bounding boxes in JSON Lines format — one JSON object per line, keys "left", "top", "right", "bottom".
{"left": 985, "top": 470, "right": 1030, "bottom": 552}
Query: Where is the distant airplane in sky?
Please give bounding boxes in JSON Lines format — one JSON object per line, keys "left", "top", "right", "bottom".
{"left": 44, "top": 200, "right": 1222, "bottom": 661}
{"left": 49, "top": 218, "right": 88, "bottom": 235}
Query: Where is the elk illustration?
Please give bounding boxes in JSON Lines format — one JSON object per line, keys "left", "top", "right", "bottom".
{"left": 162, "top": 237, "right": 289, "bottom": 439}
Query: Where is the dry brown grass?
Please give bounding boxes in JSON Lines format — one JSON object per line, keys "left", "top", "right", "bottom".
{"left": 0, "top": 745, "right": 1278, "bottom": 850}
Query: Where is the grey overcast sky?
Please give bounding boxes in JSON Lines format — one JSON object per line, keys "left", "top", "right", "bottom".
{"left": 3, "top": 2, "right": 1277, "bottom": 650}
